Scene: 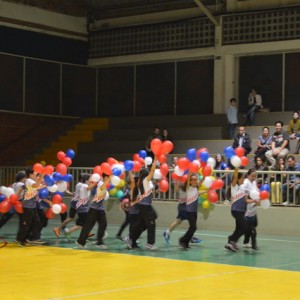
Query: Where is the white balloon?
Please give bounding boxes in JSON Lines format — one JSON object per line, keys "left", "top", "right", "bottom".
{"left": 57, "top": 181, "right": 67, "bottom": 193}
{"left": 4, "top": 187, "right": 14, "bottom": 197}
{"left": 90, "top": 173, "right": 100, "bottom": 182}
{"left": 174, "top": 166, "right": 184, "bottom": 176}
{"left": 112, "top": 163, "right": 125, "bottom": 173}
{"left": 145, "top": 157, "right": 153, "bottom": 166}
{"left": 111, "top": 175, "right": 120, "bottom": 186}
{"left": 250, "top": 190, "right": 260, "bottom": 200}
{"left": 153, "top": 169, "right": 162, "bottom": 180}
{"left": 260, "top": 199, "right": 271, "bottom": 209}
{"left": 207, "top": 157, "right": 216, "bottom": 168}
{"left": 52, "top": 203, "right": 62, "bottom": 214}
{"left": 202, "top": 177, "right": 213, "bottom": 188}
{"left": 0, "top": 186, "right": 7, "bottom": 195}
{"left": 230, "top": 155, "right": 241, "bottom": 168}
{"left": 47, "top": 184, "right": 58, "bottom": 193}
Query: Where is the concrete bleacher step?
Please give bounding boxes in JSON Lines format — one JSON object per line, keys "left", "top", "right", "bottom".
{"left": 93, "top": 126, "right": 225, "bottom": 141}
{"left": 26, "top": 118, "right": 108, "bottom": 166}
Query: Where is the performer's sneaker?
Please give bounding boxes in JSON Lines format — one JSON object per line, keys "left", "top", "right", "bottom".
{"left": 191, "top": 237, "right": 202, "bottom": 243}
{"left": 53, "top": 227, "right": 60, "bottom": 238}
{"left": 163, "top": 231, "right": 170, "bottom": 244}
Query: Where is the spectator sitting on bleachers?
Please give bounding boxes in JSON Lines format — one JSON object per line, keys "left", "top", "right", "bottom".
{"left": 265, "top": 121, "right": 290, "bottom": 169}
{"left": 286, "top": 111, "right": 300, "bottom": 154}
{"left": 282, "top": 155, "right": 300, "bottom": 206}
{"left": 254, "top": 126, "right": 272, "bottom": 162}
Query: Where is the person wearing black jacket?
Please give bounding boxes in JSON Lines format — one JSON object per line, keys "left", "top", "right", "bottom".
{"left": 232, "top": 126, "right": 252, "bottom": 155}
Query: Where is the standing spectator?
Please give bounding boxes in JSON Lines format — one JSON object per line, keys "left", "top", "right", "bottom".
{"left": 232, "top": 126, "right": 252, "bottom": 156}
{"left": 265, "top": 121, "right": 290, "bottom": 169}
{"left": 145, "top": 127, "right": 162, "bottom": 159}
{"left": 215, "top": 154, "right": 231, "bottom": 202}
{"left": 286, "top": 111, "right": 300, "bottom": 154}
{"left": 254, "top": 126, "right": 272, "bottom": 161}
{"left": 227, "top": 98, "right": 238, "bottom": 139}
{"left": 253, "top": 156, "right": 268, "bottom": 187}
{"left": 245, "top": 89, "right": 263, "bottom": 126}
{"left": 282, "top": 155, "right": 300, "bottom": 206}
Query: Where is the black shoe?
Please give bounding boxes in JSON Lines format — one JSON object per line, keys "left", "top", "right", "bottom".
{"left": 252, "top": 246, "right": 259, "bottom": 250}
{"left": 179, "top": 240, "right": 189, "bottom": 250}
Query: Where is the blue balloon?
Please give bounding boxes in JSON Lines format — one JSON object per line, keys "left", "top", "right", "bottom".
{"left": 261, "top": 184, "right": 270, "bottom": 192}
{"left": 44, "top": 175, "right": 55, "bottom": 187}
{"left": 138, "top": 150, "right": 147, "bottom": 159}
{"left": 63, "top": 174, "right": 73, "bottom": 182}
{"left": 199, "top": 151, "right": 209, "bottom": 162}
{"left": 0, "top": 194, "right": 7, "bottom": 203}
{"left": 66, "top": 149, "right": 75, "bottom": 159}
{"left": 124, "top": 160, "right": 134, "bottom": 171}
{"left": 53, "top": 172, "right": 63, "bottom": 182}
{"left": 112, "top": 167, "right": 122, "bottom": 176}
{"left": 39, "top": 187, "right": 49, "bottom": 199}
{"left": 186, "top": 148, "right": 196, "bottom": 161}
{"left": 224, "top": 146, "right": 235, "bottom": 159}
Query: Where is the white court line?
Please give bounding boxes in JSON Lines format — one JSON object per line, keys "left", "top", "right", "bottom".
{"left": 46, "top": 268, "right": 250, "bottom": 300}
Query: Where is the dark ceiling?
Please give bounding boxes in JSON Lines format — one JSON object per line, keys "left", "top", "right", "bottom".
{"left": 3, "top": 0, "right": 225, "bottom": 19}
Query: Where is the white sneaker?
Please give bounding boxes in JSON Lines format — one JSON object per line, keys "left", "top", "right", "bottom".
{"left": 103, "top": 231, "right": 108, "bottom": 240}
{"left": 145, "top": 243, "right": 158, "bottom": 250}
{"left": 282, "top": 201, "right": 290, "bottom": 206}
{"left": 124, "top": 236, "right": 132, "bottom": 249}
{"left": 243, "top": 243, "right": 252, "bottom": 248}
{"left": 74, "top": 241, "right": 86, "bottom": 249}
{"left": 95, "top": 244, "right": 108, "bottom": 250}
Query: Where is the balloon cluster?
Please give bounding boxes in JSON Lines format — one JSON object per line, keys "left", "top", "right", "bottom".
{"left": 170, "top": 147, "right": 224, "bottom": 208}
{"left": 249, "top": 184, "right": 271, "bottom": 209}
{"left": 92, "top": 158, "right": 126, "bottom": 199}
{"left": 35, "top": 149, "right": 75, "bottom": 218}
{"left": 224, "top": 146, "right": 249, "bottom": 168}
{"left": 0, "top": 188, "right": 23, "bottom": 214}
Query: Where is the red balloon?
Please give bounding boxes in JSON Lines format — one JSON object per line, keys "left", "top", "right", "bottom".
{"left": 56, "top": 163, "right": 67, "bottom": 176}
{"left": 132, "top": 153, "right": 140, "bottom": 161}
{"left": 189, "top": 161, "right": 200, "bottom": 173}
{"left": 14, "top": 201, "right": 23, "bottom": 214}
{"left": 60, "top": 203, "right": 68, "bottom": 214}
{"left": 210, "top": 179, "right": 224, "bottom": 191}
{"left": 235, "top": 147, "right": 245, "bottom": 158}
{"left": 9, "top": 194, "right": 18, "bottom": 204}
{"left": 159, "top": 179, "right": 169, "bottom": 193}
{"left": 45, "top": 208, "right": 54, "bottom": 219}
{"left": 177, "top": 157, "right": 190, "bottom": 170}
{"left": 52, "top": 194, "right": 62, "bottom": 204}
{"left": 208, "top": 190, "right": 219, "bottom": 203}
{"left": 260, "top": 190, "right": 269, "bottom": 200}
{"left": 160, "top": 163, "right": 169, "bottom": 177}
{"left": 93, "top": 165, "right": 103, "bottom": 176}
{"left": 157, "top": 154, "right": 167, "bottom": 164}
{"left": 107, "top": 157, "right": 118, "bottom": 165}
{"left": 150, "top": 138, "right": 162, "bottom": 155}
{"left": 33, "top": 163, "right": 44, "bottom": 174}
{"left": 171, "top": 172, "right": 181, "bottom": 181}
{"left": 202, "top": 165, "right": 212, "bottom": 177}
{"left": 137, "top": 157, "right": 145, "bottom": 166}
{"left": 240, "top": 156, "right": 249, "bottom": 167}
{"left": 57, "top": 151, "right": 66, "bottom": 161}
{"left": 161, "top": 141, "right": 174, "bottom": 155}
{"left": 62, "top": 157, "right": 72, "bottom": 167}
{"left": 132, "top": 161, "right": 142, "bottom": 172}
{"left": 44, "top": 165, "right": 54, "bottom": 175}
{"left": 0, "top": 200, "right": 12, "bottom": 213}
{"left": 100, "top": 162, "right": 112, "bottom": 175}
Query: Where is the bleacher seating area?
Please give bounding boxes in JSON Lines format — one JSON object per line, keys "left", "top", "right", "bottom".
{"left": 0, "top": 112, "right": 78, "bottom": 166}
{"left": 0, "top": 110, "right": 299, "bottom": 167}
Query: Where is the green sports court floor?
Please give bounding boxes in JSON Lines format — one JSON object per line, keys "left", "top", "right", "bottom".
{"left": 1, "top": 216, "right": 300, "bottom": 299}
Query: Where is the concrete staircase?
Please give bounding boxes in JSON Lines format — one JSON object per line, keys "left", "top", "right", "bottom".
{"left": 26, "top": 118, "right": 109, "bottom": 166}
